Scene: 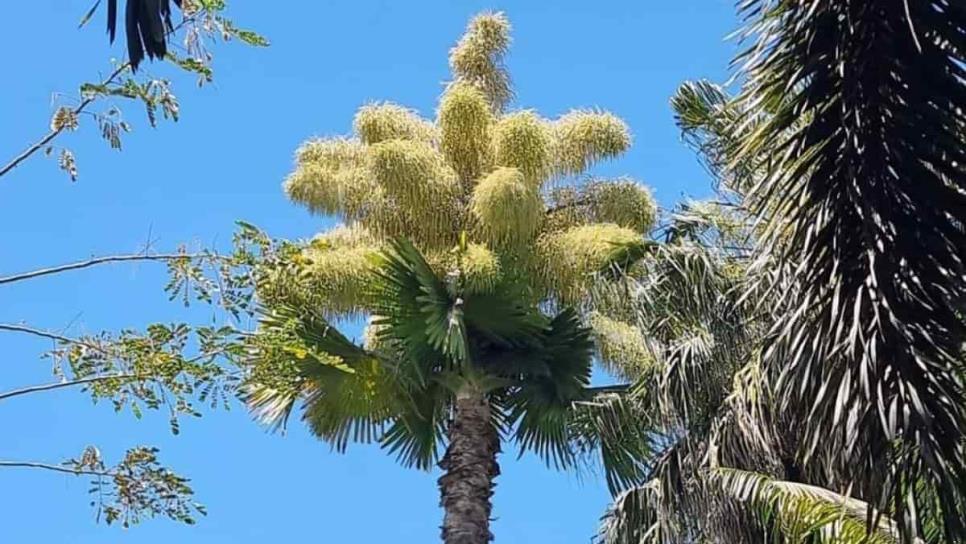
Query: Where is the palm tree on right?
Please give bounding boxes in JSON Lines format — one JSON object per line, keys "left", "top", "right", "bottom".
{"left": 596, "top": 1, "right": 966, "bottom": 542}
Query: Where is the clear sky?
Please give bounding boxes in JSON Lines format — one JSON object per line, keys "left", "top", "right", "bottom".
{"left": 0, "top": 2, "right": 737, "bottom": 542}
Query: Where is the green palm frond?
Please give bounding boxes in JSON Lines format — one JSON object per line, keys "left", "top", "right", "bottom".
{"left": 671, "top": 80, "right": 760, "bottom": 194}
{"left": 570, "top": 391, "right": 655, "bottom": 495}
{"left": 380, "top": 381, "right": 450, "bottom": 470}
{"left": 599, "top": 463, "right": 907, "bottom": 544}
{"left": 509, "top": 308, "right": 594, "bottom": 469}
{"left": 736, "top": 1, "right": 966, "bottom": 538}
{"left": 242, "top": 305, "right": 391, "bottom": 441}
{"left": 713, "top": 468, "right": 903, "bottom": 544}
{"left": 370, "top": 238, "right": 469, "bottom": 369}
{"left": 461, "top": 288, "right": 546, "bottom": 350}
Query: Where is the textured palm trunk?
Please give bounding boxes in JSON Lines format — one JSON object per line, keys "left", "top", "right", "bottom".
{"left": 438, "top": 385, "right": 501, "bottom": 544}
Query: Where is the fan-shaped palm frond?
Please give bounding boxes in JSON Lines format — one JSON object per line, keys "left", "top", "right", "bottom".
{"left": 507, "top": 308, "right": 594, "bottom": 468}
{"left": 241, "top": 304, "right": 393, "bottom": 440}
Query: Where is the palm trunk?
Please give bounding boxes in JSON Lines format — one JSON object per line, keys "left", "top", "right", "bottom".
{"left": 438, "top": 385, "right": 500, "bottom": 544}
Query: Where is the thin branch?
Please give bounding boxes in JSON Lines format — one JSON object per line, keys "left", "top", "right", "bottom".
{"left": 0, "top": 374, "right": 140, "bottom": 402}
{"left": 0, "top": 323, "right": 106, "bottom": 352}
{"left": 0, "top": 64, "right": 128, "bottom": 178}
{"left": 0, "top": 253, "right": 205, "bottom": 286}
{"left": 0, "top": 460, "right": 109, "bottom": 478}
{"left": 0, "top": 13, "right": 200, "bottom": 179}
{"left": 545, "top": 198, "right": 590, "bottom": 216}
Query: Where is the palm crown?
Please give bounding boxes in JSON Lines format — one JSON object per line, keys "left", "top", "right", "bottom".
{"left": 244, "top": 12, "right": 656, "bottom": 544}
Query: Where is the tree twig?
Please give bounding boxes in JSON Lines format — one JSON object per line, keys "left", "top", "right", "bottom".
{"left": 0, "top": 13, "right": 200, "bottom": 179}
{"left": 0, "top": 64, "right": 129, "bottom": 179}
{"left": 0, "top": 323, "right": 102, "bottom": 349}
{"left": 0, "top": 253, "right": 204, "bottom": 286}
{"left": 0, "top": 460, "right": 109, "bottom": 478}
{"left": 0, "top": 374, "right": 140, "bottom": 402}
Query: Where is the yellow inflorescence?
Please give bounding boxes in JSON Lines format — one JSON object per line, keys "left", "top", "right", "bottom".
{"left": 588, "top": 312, "right": 655, "bottom": 381}
{"left": 471, "top": 167, "right": 542, "bottom": 247}
{"left": 553, "top": 110, "right": 631, "bottom": 176}
{"left": 460, "top": 243, "right": 503, "bottom": 294}
{"left": 284, "top": 138, "right": 373, "bottom": 217}
{"left": 492, "top": 110, "right": 553, "bottom": 186}
{"left": 367, "top": 139, "right": 456, "bottom": 210}
{"left": 587, "top": 178, "right": 658, "bottom": 233}
{"left": 354, "top": 102, "right": 437, "bottom": 145}
{"left": 302, "top": 225, "right": 382, "bottom": 315}
{"left": 438, "top": 82, "right": 494, "bottom": 183}
{"left": 539, "top": 223, "right": 640, "bottom": 303}
{"left": 449, "top": 12, "right": 512, "bottom": 111}
{"left": 282, "top": 12, "right": 653, "bottom": 312}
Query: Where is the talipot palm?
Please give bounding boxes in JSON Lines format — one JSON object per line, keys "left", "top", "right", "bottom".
{"left": 242, "top": 13, "right": 657, "bottom": 544}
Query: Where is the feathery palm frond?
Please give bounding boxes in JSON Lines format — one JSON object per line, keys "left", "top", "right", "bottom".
{"left": 600, "top": 465, "right": 909, "bottom": 544}
{"left": 671, "top": 80, "right": 762, "bottom": 195}
{"left": 736, "top": 1, "right": 966, "bottom": 539}
{"left": 106, "top": 0, "right": 182, "bottom": 71}
{"left": 570, "top": 391, "right": 656, "bottom": 495}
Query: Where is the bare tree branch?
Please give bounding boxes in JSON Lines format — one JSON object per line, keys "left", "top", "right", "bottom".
{"left": 0, "top": 65, "right": 128, "bottom": 179}
{"left": 0, "top": 253, "right": 205, "bottom": 286}
{"left": 0, "top": 323, "right": 105, "bottom": 352}
{"left": 0, "top": 374, "right": 140, "bottom": 402}
{"left": 0, "top": 13, "right": 201, "bottom": 180}
{"left": 0, "top": 460, "right": 109, "bottom": 477}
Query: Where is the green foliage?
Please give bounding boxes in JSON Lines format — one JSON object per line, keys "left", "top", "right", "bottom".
{"left": 243, "top": 237, "right": 650, "bottom": 492}
{"left": 730, "top": 1, "right": 966, "bottom": 540}
{"left": 65, "top": 445, "right": 205, "bottom": 528}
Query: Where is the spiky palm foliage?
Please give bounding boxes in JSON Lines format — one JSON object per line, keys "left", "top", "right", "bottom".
{"left": 592, "top": 78, "right": 943, "bottom": 543}
{"left": 245, "top": 12, "right": 658, "bottom": 544}
{"left": 729, "top": 2, "right": 966, "bottom": 541}
{"left": 104, "top": 0, "right": 183, "bottom": 71}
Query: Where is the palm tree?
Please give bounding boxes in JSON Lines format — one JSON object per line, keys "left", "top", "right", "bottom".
{"left": 731, "top": 1, "right": 966, "bottom": 541}
{"left": 241, "top": 13, "right": 657, "bottom": 543}
{"left": 592, "top": 79, "right": 944, "bottom": 543}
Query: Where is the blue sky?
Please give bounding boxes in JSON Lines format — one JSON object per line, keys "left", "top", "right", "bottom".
{"left": 0, "top": 2, "right": 737, "bottom": 542}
